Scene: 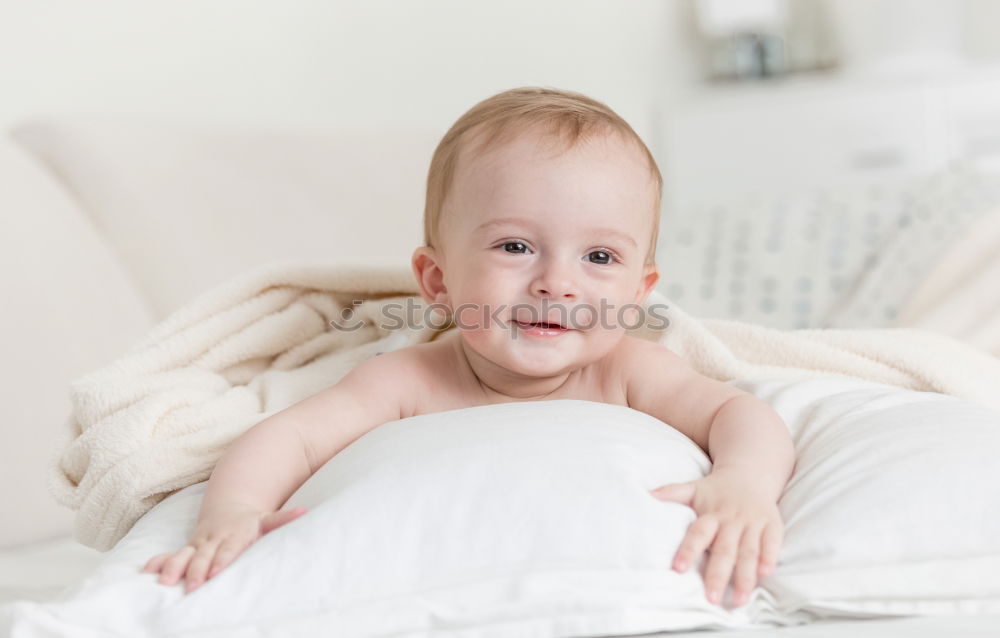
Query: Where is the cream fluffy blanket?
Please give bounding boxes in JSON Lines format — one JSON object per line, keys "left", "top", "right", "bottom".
{"left": 52, "top": 261, "right": 1000, "bottom": 551}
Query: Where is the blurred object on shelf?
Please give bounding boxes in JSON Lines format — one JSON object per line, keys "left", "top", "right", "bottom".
{"left": 693, "top": 0, "right": 837, "bottom": 81}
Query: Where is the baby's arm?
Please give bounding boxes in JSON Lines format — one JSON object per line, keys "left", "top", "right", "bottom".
{"left": 623, "top": 338, "right": 795, "bottom": 607}
{"left": 142, "top": 347, "right": 415, "bottom": 594}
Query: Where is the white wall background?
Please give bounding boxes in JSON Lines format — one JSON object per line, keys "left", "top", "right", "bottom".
{"left": 964, "top": 0, "right": 1000, "bottom": 61}
{"left": 0, "top": 0, "right": 704, "bottom": 155}
{"left": 5, "top": 0, "right": 1000, "bottom": 162}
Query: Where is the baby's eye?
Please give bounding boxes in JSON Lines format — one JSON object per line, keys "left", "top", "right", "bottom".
{"left": 502, "top": 241, "right": 528, "bottom": 254}
{"left": 587, "top": 250, "right": 614, "bottom": 265}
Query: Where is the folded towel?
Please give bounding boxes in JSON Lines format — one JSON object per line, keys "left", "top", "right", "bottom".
{"left": 51, "top": 260, "right": 1000, "bottom": 551}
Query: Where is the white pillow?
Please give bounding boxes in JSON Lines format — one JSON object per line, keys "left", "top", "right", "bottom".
{"left": 11, "top": 118, "right": 441, "bottom": 319}
{"left": 3, "top": 384, "right": 998, "bottom": 636}
{"left": 0, "top": 134, "right": 154, "bottom": 548}
{"left": 3, "top": 400, "right": 738, "bottom": 636}
{"left": 731, "top": 377, "right": 1000, "bottom": 617}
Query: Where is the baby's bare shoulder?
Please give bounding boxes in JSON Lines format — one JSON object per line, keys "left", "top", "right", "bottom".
{"left": 615, "top": 335, "right": 729, "bottom": 402}
{"left": 361, "top": 335, "right": 458, "bottom": 415}
{"left": 587, "top": 336, "right": 666, "bottom": 401}
{"left": 614, "top": 335, "right": 746, "bottom": 451}
{"left": 378, "top": 334, "right": 453, "bottom": 376}
{"left": 603, "top": 335, "right": 676, "bottom": 378}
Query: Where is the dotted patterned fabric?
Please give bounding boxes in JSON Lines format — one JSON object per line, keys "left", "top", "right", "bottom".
{"left": 824, "top": 165, "right": 1000, "bottom": 329}
{"left": 654, "top": 164, "right": 1000, "bottom": 330}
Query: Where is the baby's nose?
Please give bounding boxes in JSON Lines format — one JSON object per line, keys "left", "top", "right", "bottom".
{"left": 534, "top": 286, "right": 576, "bottom": 299}
{"left": 530, "top": 256, "right": 580, "bottom": 299}
{"left": 531, "top": 273, "right": 577, "bottom": 299}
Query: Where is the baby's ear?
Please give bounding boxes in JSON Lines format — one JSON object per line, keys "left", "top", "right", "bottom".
{"left": 635, "top": 263, "right": 660, "bottom": 303}
{"left": 411, "top": 246, "right": 450, "bottom": 306}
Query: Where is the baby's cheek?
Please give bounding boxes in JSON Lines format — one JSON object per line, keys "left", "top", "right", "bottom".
{"left": 452, "top": 302, "right": 500, "bottom": 334}
{"left": 590, "top": 300, "right": 630, "bottom": 331}
{"left": 605, "top": 295, "right": 647, "bottom": 331}
{"left": 458, "top": 328, "right": 507, "bottom": 364}
{"left": 622, "top": 305, "right": 644, "bottom": 330}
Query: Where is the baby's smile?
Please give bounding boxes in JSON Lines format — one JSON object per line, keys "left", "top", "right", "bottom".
{"left": 512, "top": 318, "right": 573, "bottom": 338}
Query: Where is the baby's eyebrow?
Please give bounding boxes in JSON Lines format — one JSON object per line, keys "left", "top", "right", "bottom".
{"left": 475, "top": 217, "right": 536, "bottom": 233}
{"left": 477, "top": 216, "right": 638, "bottom": 248}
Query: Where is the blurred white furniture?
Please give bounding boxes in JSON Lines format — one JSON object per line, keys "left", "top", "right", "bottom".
{"left": 660, "top": 64, "right": 1000, "bottom": 208}
{"left": 655, "top": 65, "right": 1000, "bottom": 328}
{"left": 0, "top": 119, "right": 440, "bottom": 555}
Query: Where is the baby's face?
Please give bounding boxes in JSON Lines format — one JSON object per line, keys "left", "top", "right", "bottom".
{"left": 431, "top": 129, "right": 659, "bottom": 378}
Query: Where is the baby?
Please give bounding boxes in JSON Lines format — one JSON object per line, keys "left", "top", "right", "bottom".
{"left": 142, "top": 87, "right": 796, "bottom": 609}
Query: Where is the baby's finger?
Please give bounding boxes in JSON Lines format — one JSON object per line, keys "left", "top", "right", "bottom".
{"left": 141, "top": 552, "right": 171, "bottom": 574}
{"left": 208, "top": 537, "right": 249, "bottom": 579}
{"left": 732, "top": 524, "right": 765, "bottom": 606}
{"left": 703, "top": 523, "right": 742, "bottom": 605}
{"left": 184, "top": 541, "right": 222, "bottom": 593}
{"left": 758, "top": 521, "right": 784, "bottom": 577}
{"left": 158, "top": 545, "right": 196, "bottom": 586}
{"left": 672, "top": 516, "right": 720, "bottom": 573}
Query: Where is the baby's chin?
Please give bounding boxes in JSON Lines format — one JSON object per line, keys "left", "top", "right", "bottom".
{"left": 462, "top": 330, "right": 595, "bottom": 377}
{"left": 503, "top": 351, "right": 586, "bottom": 377}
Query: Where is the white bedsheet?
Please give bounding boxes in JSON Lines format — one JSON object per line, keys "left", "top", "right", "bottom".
{"left": 0, "top": 537, "right": 101, "bottom": 606}
{"left": 1, "top": 539, "right": 997, "bottom": 637}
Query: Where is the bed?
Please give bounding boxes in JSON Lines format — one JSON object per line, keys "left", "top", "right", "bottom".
{"left": 2, "top": 119, "right": 999, "bottom": 637}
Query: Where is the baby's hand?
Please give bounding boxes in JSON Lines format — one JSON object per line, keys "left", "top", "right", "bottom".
{"left": 141, "top": 503, "right": 308, "bottom": 594}
{"left": 649, "top": 469, "right": 783, "bottom": 608}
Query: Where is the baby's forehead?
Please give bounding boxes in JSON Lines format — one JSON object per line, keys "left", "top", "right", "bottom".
{"left": 449, "top": 134, "right": 653, "bottom": 212}
{"left": 438, "top": 124, "right": 658, "bottom": 243}
{"left": 459, "top": 125, "right": 638, "bottom": 170}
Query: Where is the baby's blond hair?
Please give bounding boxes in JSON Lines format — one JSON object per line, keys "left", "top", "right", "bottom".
{"left": 423, "top": 86, "right": 662, "bottom": 265}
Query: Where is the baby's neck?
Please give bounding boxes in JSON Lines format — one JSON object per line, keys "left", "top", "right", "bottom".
{"left": 453, "top": 333, "right": 577, "bottom": 401}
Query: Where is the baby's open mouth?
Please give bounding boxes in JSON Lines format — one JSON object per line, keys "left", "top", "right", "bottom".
{"left": 514, "top": 320, "right": 569, "bottom": 330}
